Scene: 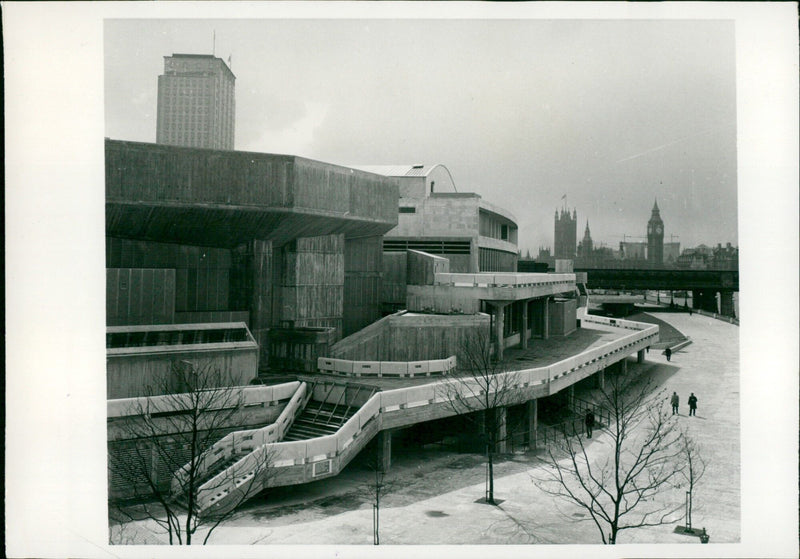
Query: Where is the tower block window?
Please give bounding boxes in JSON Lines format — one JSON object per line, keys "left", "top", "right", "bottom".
{"left": 399, "top": 206, "right": 416, "bottom": 214}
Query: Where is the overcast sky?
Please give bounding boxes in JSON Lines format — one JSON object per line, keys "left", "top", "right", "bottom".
{"left": 105, "top": 18, "right": 738, "bottom": 254}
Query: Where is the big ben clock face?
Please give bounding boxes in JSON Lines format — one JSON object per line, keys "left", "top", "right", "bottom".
{"left": 656, "top": 225, "right": 663, "bottom": 234}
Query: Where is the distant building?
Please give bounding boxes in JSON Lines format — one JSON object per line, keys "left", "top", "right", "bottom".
{"left": 646, "top": 200, "right": 664, "bottom": 266}
{"left": 577, "top": 221, "right": 593, "bottom": 258}
{"left": 156, "top": 54, "right": 236, "bottom": 150}
{"left": 663, "top": 241, "right": 681, "bottom": 264}
{"left": 619, "top": 241, "right": 647, "bottom": 261}
{"left": 554, "top": 207, "right": 577, "bottom": 259}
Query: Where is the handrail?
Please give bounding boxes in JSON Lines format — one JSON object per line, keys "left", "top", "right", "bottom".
{"left": 191, "top": 314, "right": 658, "bottom": 513}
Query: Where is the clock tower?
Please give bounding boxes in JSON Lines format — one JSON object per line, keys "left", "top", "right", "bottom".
{"left": 647, "top": 199, "right": 664, "bottom": 266}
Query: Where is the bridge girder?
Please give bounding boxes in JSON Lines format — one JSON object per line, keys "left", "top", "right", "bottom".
{"left": 577, "top": 268, "right": 738, "bottom": 292}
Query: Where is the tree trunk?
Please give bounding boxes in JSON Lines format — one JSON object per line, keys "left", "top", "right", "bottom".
{"left": 487, "top": 450, "right": 495, "bottom": 504}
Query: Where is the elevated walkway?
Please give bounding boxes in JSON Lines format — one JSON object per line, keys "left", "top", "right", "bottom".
{"left": 172, "top": 313, "right": 658, "bottom": 517}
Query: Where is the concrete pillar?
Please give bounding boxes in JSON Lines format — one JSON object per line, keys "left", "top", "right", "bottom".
{"left": 620, "top": 359, "right": 628, "bottom": 374}
{"left": 720, "top": 291, "right": 735, "bottom": 318}
{"left": 525, "top": 399, "right": 538, "bottom": 449}
{"left": 493, "top": 407, "right": 508, "bottom": 454}
{"left": 521, "top": 300, "right": 529, "bottom": 349}
{"left": 377, "top": 430, "right": 392, "bottom": 472}
{"left": 595, "top": 368, "right": 606, "bottom": 390}
{"left": 495, "top": 303, "right": 506, "bottom": 361}
{"left": 543, "top": 297, "right": 550, "bottom": 340}
{"left": 250, "top": 239, "right": 273, "bottom": 367}
{"left": 637, "top": 349, "right": 645, "bottom": 363}
{"left": 568, "top": 385, "right": 575, "bottom": 409}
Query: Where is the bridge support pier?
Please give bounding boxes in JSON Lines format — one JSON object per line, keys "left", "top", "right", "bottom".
{"left": 567, "top": 385, "right": 575, "bottom": 409}
{"left": 525, "top": 399, "right": 538, "bottom": 449}
{"left": 619, "top": 359, "right": 627, "bottom": 374}
{"left": 377, "top": 430, "right": 392, "bottom": 472}
{"left": 720, "top": 291, "right": 736, "bottom": 318}
{"left": 637, "top": 349, "right": 645, "bottom": 363}
{"left": 692, "top": 290, "right": 718, "bottom": 313}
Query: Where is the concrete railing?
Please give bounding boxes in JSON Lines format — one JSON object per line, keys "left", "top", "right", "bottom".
{"left": 316, "top": 356, "right": 457, "bottom": 378}
{"left": 171, "top": 382, "right": 309, "bottom": 497}
{"left": 107, "top": 382, "right": 301, "bottom": 419}
{"left": 433, "top": 272, "right": 574, "bottom": 288}
{"left": 193, "top": 315, "right": 658, "bottom": 513}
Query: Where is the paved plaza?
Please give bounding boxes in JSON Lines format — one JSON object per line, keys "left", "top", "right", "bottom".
{"left": 119, "top": 312, "right": 741, "bottom": 549}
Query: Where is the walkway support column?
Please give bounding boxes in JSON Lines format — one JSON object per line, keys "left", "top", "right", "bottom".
{"left": 568, "top": 385, "right": 575, "bottom": 409}
{"left": 521, "top": 300, "right": 529, "bottom": 349}
{"left": 492, "top": 302, "right": 508, "bottom": 361}
{"left": 620, "top": 359, "right": 628, "bottom": 374}
{"left": 637, "top": 349, "right": 645, "bottom": 363}
{"left": 543, "top": 297, "right": 550, "bottom": 340}
{"left": 377, "top": 430, "right": 392, "bottom": 472}
{"left": 595, "top": 368, "right": 605, "bottom": 390}
{"left": 525, "top": 399, "right": 538, "bottom": 449}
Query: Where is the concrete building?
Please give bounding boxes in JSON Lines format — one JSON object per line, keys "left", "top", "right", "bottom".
{"left": 554, "top": 207, "right": 577, "bottom": 259}
{"left": 156, "top": 54, "right": 236, "bottom": 150}
{"left": 106, "top": 139, "right": 399, "bottom": 374}
{"left": 350, "top": 165, "right": 519, "bottom": 313}
{"left": 107, "top": 142, "right": 659, "bottom": 514}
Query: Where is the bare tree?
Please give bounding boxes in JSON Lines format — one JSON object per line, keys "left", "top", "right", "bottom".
{"left": 360, "top": 444, "right": 398, "bottom": 545}
{"left": 533, "top": 367, "right": 686, "bottom": 544}
{"left": 438, "top": 329, "right": 520, "bottom": 505}
{"left": 676, "top": 427, "right": 707, "bottom": 533}
{"left": 108, "top": 360, "right": 276, "bottom": 545}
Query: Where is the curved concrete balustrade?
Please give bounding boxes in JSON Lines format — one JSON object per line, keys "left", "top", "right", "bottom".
{"left": 171, "top": 382, "right": 310, "bottom": 497}
{"left": 193, "top": 315, "right": 658, "bottom": 515}
{"left": 316, "top": 356, "right": 457, "bottom": 378}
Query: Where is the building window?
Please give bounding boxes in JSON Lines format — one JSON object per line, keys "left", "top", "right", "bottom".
{"left": 399, "top": 206, "right": 416, "bottom": 214}
{"left": 501, "top": 225, "right": 509, "bottom": 240}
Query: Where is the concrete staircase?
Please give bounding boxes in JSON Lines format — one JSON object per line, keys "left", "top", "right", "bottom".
{"left": 283, "top": 384, "right": 375, "bottom": 441}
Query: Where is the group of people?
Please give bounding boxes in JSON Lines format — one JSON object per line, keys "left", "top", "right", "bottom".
{"left": 584, "top": 389, "right": 699, "bottom": 439}
{"left": 670, "top": 391, "right": 698, "bottom": 416}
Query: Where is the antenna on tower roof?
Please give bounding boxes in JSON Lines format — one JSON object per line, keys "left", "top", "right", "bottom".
{"left": 212, "top": 30, "right": 216, "bottom": 56}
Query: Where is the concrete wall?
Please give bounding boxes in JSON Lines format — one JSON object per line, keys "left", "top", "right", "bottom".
{"left": 107, "top": 268, "right": 176, "bottom": 326}
{"left": 343, "top": 236, "right": 384, "bottom": 336}
{"left": 276, "top": 234, "right": 344, "bottom": 338}
{"left": 386, "top": 194, "right": 480, "bottom": 239}
{"left": 407, "top": 250, "right": 450, "bottom": 285}
{"left": 328, "top": 312, "right": 490, "bottom": 363}
{"left": 382, "top": 252, "right": 408, "bottom": 311}
{"left": 107, "top": 349, "right": 258, "bottom": 399}
{"left": 548, "top": 298, "right": 577, "bottom": 337}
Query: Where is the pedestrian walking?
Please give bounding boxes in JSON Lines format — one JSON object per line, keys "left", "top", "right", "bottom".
{"left": 688, "top": 393, "right": 698, "bottom": 416}
{"left": 670, "top": 392, "right": 679, "bottom": 415}
{"left": 665, "top": 347, "right": 672, "bottom": 361}
{"left": 585, "top": 409, "right": 595, "bottom": 438}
